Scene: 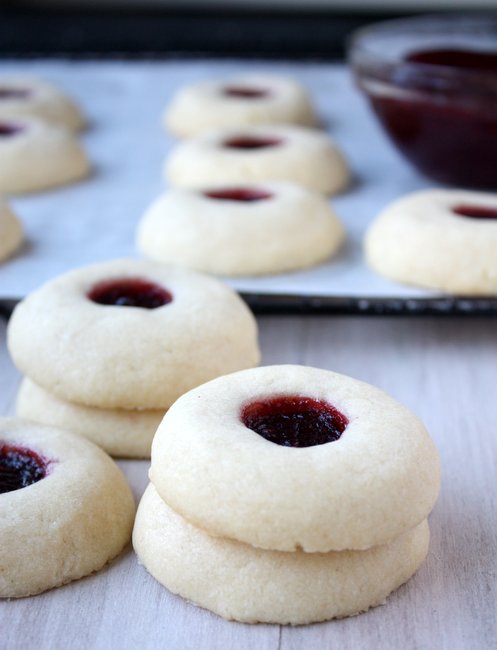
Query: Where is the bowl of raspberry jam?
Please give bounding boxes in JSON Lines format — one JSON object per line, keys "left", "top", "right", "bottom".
{"left": 349, "top": 15, "right": 497, "bottom": 188}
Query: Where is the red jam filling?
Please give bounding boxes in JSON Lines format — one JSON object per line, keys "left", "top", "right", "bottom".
{"left": 0, "top": 88, "right": 31, "bottom": 99}
{"left": 0, "top": 123, "right": 22, "bottom": 137}
{"left": 363, "top": 48, "right": 497, "bottom": 187}
{"left": 223, "top": 86, "right": 269, "bottom": 99}
{"left": 223, "top": 135, "right": 282, "bottom": 150}
{"left": 241, "top": 396, "right": 348, "bottom": 447}
{"left": 88, "top": 277, "right": 173, "bottom": 309}
{"left": 452, "top": 204, "right": 497, "bottom": 219}
{"left": 204, "top": 187, "right": 273, "bottom": 202}
{"left": 0, "top": 443, "right": 48, "bottom": 494}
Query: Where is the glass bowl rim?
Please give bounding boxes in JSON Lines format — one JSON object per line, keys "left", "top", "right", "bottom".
{"left": 348, "top": 12, "right": 497, "bottom": 81}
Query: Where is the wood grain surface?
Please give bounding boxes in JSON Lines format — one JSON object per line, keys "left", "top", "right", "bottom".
{"left": 1, "top": 314, "right": 496, "bottom": 650}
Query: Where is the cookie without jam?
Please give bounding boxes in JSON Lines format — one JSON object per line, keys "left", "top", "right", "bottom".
{"left": 133, "top": 484, "right": 430, "bottom": 624}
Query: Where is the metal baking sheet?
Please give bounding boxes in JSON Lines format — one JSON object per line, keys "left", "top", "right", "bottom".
{"left": 0, "top": 58, "right": 495, "bottom": 316}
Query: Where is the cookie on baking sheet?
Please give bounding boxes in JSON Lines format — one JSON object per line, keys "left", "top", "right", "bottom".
{"left": 7, "top": 259, "right": 260, "bottom": 410}
{"left": 137, "top": 182, "right": 345, "bottom": 276}
{"left": 150, "top": 364, "right": 440, "bottom": 552}
{"left": 16, "top": 378, "right": 164, "bottom": 459}
{"left": 0, "top": 117, "right": 89, "bottom": 194}
{"left": 133, "top": 483, "right": 430, "bottom": 625}
{"left": 164, "top": 74, "right": 317, "bottom": 137}
{"left": 0, "top": 198, "right": 23, "bottom": 262}
{"left": 0, "top": 417, "right": 135, "bottom": 598}
{"left": 165, "top": 125, "right": 349, "bottom": 196}
{"left": 365, "top": 189, "right": 497, "bottom": 295}
{"left": 0, "top": 76, "right": 85, "bottom": 132}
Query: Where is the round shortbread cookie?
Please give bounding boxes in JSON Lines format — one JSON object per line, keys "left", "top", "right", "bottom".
{"left": 150, "top": 364, "right": 440, "bottom": 553}
{"left": 0, "top": 76, "right": 84, "bottom": 132}
{"left": 164, "top": 74, "right": 316, "bottom": 137}
{"left": 0, "top": 198, "right": 23, "bottom": 262}
{"left": 0, "top": 117, "right": 89, "bottom": 194}
{"left": 365, "top": 189, "right": 497, "bottom": 295}
{"left": 16, "top": 378, "right": 164, "bottom": 459}
{"left": 133, "top": 484, "right": 430, "bottom": 625}
{"left": 0, "top": 417, "right": 135, "bottom": 598}
{"left": 7, "top": 259, "right": 260, "bottom": 410}
{"left": 137, "top": 182, "right": 345, "bottom": 276}
{"left": 165, "top": 125, "right": 349, "bottom": 196}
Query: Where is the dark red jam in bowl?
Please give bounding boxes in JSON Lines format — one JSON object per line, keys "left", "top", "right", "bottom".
{"left": 241, "top": 396, "right": 348, "bottom": 448}
{"left": 0, "top": 443, "right": 48, "bottom": 494}
{"left": 88, "top": 277, "right": 173, "bottom": 309}
{"left": 223, "top": 86, "right": 269, "bottom": 99}
{"left": 0, "top": 88, "right": 31, "bottom": 100}
{"left": 204, "top": 187, "right": 273, "bottom": 202}
{"left": 452, "top": 204, "right": 497, "bottom": 219}
{"left": 223, "top": 135, "right": 282, "bottom": 150}
{"left": 406, "top": 48, "right": 497, "bottom": 70}
{"left": 0, "top": 123, "right": 23, "bottom": 137}
{"left": 350, "top": 15, "right": 497, "bottom": 187}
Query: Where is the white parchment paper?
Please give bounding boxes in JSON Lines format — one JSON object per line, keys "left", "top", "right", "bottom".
{"left": 0, "top": 59, "right": 437, "bottom": 299}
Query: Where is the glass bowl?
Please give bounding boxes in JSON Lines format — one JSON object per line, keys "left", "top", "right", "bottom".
{"left": 349, "top": 14, "right": 497, "bottom": 188}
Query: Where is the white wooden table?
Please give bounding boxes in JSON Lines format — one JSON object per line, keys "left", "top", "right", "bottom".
{"left": 2, "top": 313, "right": 496, "bottom": 650}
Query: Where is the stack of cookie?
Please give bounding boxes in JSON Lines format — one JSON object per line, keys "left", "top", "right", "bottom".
{"left": 133, "top": 365, "right": 441, "bottom": 624}
{"left": 8, "top": 258, "right": 260, "bottom": 458}
{"left": 137, "top": 74, "right": 349, "bottom": 276}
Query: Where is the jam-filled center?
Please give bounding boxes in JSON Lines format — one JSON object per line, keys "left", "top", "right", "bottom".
{"left": 223, "top": 135, "right": 283, "bottom": 150}
{"left": 0, "top": 123, "right": 23, "bottom": 137}
{"left": 88, "top": 277, "right": 173, "bottom": 309}
{"left": 452, "top": 204, "right": 497, "bottom": 219}
{"left": 204, "top": 187, "right": 273, "bottom": 202}
{"left": 0, "top": 443, "right": 48, "bottom": 494}
{"left": 223, "top": 85, "right": 270, "bottom": 99}
{"left": 241, "top": 396, "right": 348, "bottom": 447}
{"left": 405, "top": 48, "right": 497, "bottom": 71}
{"left": 0, "top": 88, "right": 31, "bottom": 100}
